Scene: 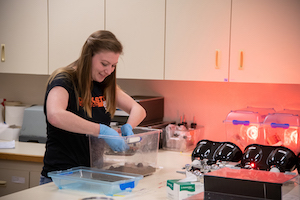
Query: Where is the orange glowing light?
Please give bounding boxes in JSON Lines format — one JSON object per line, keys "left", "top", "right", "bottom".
{"left": 284, "top": 129, "right": 298, "bottom": 145}
{"left": 246, "top": 126, "right": 258, "bottom": 140}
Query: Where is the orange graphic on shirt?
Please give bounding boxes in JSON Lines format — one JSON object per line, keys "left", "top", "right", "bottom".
{"left": 78, "top": 96, "right": 105, "bottom": 107}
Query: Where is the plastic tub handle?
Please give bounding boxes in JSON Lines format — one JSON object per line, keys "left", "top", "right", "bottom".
{"left": 232, "top": 120, "right": 250, "bottom": 125}
{"left": 270, "top": 123, "right": 289, "bottom": 129}
{"left": 119, "top": 181, "right": 134, "bottom": 190}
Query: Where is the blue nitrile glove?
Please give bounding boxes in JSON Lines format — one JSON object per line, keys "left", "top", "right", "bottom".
{"left": 121, "top": 123, "right": 134, "bottom": 136}
{"left": 99, "top": 124, "right": 129, "bottom": 152}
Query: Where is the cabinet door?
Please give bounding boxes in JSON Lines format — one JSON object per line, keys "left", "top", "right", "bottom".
{"left": 0, "top": 0, "right": 48, "bottom": 74}
{"left": 106, "top": 0, "right": 165, "bottom": 80}
{"left": 49, "top": 0, "right": 105, "bottom": 74}
{"left": 29, "top": 171, "right": 40, "bottom": 188}
{"left": 0, "top": 168, "right": 29, "bottom": 196}
{"left": 165, "top": 0, "right": 231, "bottom": 81}
{"left": 230, "top": 0, "right": 300, "bottom": 83}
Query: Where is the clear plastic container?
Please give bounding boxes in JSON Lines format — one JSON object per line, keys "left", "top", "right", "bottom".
{"left": 90, "top": 127, "right": 160, "bottom": 176}
{"left": 263, "top": 113, "right": 300, "bottom": 154}
{"left": 244, "top": 106, "right": 276, "bottom": 119}
{"left": 48, "top": 166, "right": 143, "bottom": 196}
{"left": 163, "top": 124, "right": 204, "bottom": 152}
{"left": 224, "top": 108, "right": 275, "bottom": 151}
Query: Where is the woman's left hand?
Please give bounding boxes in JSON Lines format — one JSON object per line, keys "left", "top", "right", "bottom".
{"left": 121, "top": 123, "right": 134, "bottom": 136}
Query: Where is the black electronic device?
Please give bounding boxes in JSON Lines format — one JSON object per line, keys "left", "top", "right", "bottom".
{"left": 213, "top": 142, "right": 243, "bottom": 163}
{"left": 191, "top": 139, "right": 243, "bottom": 165}
{"left": 297, "top": 152, "right": 300, "bottom": 174}
{"left": 241, "top": 144, "right": 297, "bottom": 172}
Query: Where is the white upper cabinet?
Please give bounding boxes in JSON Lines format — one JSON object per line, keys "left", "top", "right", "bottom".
{"left": 229, "top": 0, "right": 300, "bottom": 83}
{"left": 165, "top": 0, "right": 231, "bottom": 82}
{"left": 106, "top": 0, "right": 165, "bottom": 80}
{"left": 2, "top": 0, "right": 300, "bottom": 84}
{"left": 48, "top": 0, "right": 104, "bottom": 74}
{"left": 0, "top": 0, "right": 48, "bottom": 74}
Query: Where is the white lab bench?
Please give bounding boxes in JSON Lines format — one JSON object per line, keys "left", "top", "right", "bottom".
{"left": 0, "top": 141, "right": 299, "bottom": 200}
{"left": 0, "top": 142, "right": 192, "bottom": 200}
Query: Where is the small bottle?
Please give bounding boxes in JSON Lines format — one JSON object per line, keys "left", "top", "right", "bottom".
{"left": 191, "top": 116, "right": 197, "bottom": 129}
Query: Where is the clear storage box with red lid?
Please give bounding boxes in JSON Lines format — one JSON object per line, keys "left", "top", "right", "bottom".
{"left": 263, "top": 111, "right": 300, "bottom": 154}
{"left": 224, "top": 107, "right": 275, "bottom": 151}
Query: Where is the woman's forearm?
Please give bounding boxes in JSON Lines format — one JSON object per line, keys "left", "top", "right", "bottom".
{"left": 47, "top": 109, "right": 100, "bottom": 137}
{"left": 126, "top": 104, "right": 146, "bottom": 128}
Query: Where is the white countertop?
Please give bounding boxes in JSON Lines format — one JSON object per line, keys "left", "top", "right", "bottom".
{"left": 0, "top": 140, "right": 45, "bottom": 156}
{"left": 0, "top": 142, "right": 299, "bottom": 200}
{"left": 0, "top": 140, "right": 45, "bottom": 162}
{"left": 0, "top": 150, "right": 194, "bottom": 200}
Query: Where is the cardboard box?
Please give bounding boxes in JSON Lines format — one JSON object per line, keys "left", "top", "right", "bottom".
{"left": 167, "top": 179, "right": 203, "bottom": 200}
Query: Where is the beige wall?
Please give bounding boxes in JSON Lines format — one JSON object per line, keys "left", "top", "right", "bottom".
{"left": 1, "top": 73, "right": 300, "bottom": 142}
{"left": 0, "top": 74, "right": 49, "bottom": 105}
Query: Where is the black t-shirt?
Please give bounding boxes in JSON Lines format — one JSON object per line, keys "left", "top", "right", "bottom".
{"left": 41, "top": 73, "right": 111, "bottom": 177}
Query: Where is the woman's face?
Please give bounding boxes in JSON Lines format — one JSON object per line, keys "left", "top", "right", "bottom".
{"left": 91, "top": 51, "right": 120, "bottom": 82}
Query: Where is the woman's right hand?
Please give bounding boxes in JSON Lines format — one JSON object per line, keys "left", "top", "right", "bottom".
{"left": 99, "top": 124, "right": 129, "bottom": 152}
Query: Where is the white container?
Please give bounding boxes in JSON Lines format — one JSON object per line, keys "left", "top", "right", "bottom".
{"left": 5, "top": 105, "right": 27, "bottom": 127}
{"left": 0, "top": 125, "right": 20, "bottom": 141}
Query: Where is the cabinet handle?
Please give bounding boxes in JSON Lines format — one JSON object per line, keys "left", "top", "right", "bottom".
{"left": 239, "top": 51, "right": 243, "bottom": 70}
{"left": 0, "top": 180, "right": 7, "bottom": 187}
{"left": 215, "top": 50, "right": 219, "bottom": 69}
{"left": 1, "top": 44, "right": 5, "bottom": 62}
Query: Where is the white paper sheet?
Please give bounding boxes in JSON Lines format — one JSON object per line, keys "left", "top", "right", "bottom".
{"left": 0, "top": 140, "right": 15, "bottom": 149}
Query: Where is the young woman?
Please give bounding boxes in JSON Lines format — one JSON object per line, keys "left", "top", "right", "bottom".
{"left": 40, "top": 30, "right": 146, "bottom": 184}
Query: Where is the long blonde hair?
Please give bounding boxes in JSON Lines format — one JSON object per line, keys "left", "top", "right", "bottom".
{"left": 47, "top": 30, "right": 123, "bottom": 118}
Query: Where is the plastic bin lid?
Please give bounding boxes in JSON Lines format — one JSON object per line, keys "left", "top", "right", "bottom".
{"left": 263, "top": 113, "right": 300, "bottom": 128}
{"left": 224, "top": 110, "right": 263, "bottom": 125}
{"left": 281, "top": 109, "right": 300, "bottom": 116}
{"left": 244, "top": 107, "right": 276, "bottom": 118}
